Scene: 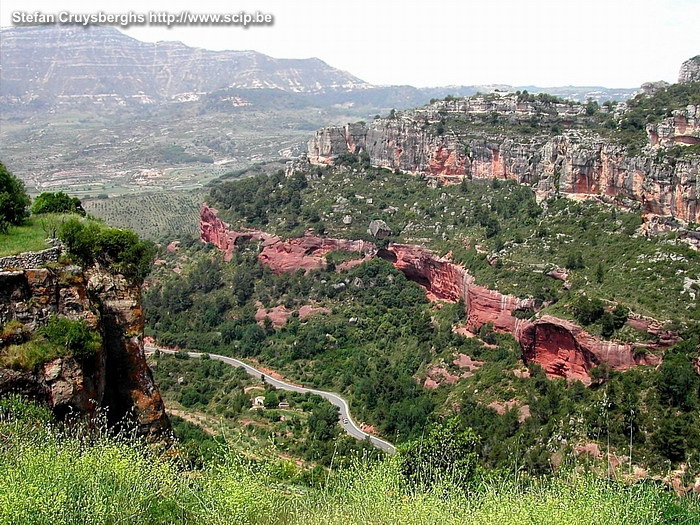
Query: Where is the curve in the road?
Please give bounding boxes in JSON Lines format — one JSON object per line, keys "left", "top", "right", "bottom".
{"left": 146, "top": 347, "right": 396, "bottom": 454}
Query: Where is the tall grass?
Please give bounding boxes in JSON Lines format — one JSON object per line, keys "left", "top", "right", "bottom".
{"left": 0, "top": 213, "right": 76, "bottom": 257}
{"left": 299, "top": 457, "right": 697, "bottom": 525}
{"left": 0, "top": 397, "right": 697, "bottom": 525}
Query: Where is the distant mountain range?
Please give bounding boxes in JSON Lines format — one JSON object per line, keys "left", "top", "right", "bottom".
{"left": 0, "top": 25, "right": 637, "bottom": 112}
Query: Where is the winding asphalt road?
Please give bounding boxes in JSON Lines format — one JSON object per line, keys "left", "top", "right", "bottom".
{"left": 145, "top": 346, "right": 396, "bottom": 454}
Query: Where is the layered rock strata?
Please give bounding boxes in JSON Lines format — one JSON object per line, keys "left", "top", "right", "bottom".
{"left": 0, "top": 265, "right": 170, "bottom": 440}
{"left": 308, "top": 118, "right": 699, "bottom": 223}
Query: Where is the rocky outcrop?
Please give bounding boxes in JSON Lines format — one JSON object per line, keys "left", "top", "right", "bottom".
{"left": 379, "top": 244, "right": 467, "bottom": 302}
{"left": 200, "top": 204, "right": 373, "bottom": 271}
{"left": 86, "top": 271, "right": 170, "bottom": 439}
{"left": 384, "top": 243, "right": 664, "bottom": 383}
{"left": 308, "top": 94, "right": 700, "bottom": 223}
{"left": 0, "top": 265, "right": 170, "bottom": 440}
{"left": 255, "top": 304, "right": 331, "bottom": 329}
{"left": 678, "top": 56, "right": 700, "bottom": 84}
{"left": 259, "top": 234, "right": 373, "bottom": 274}
{"left": 0, "top": 267, "right": 97, "bottom": 330}
{"left": 380, "top": 243, "right": 534, "bottom": 335}
{"left": 518, "top": 316, "right": 661, "bottom": 385}
{"left": 200, "top": 204, "right": 271, "bottom": 261}
{"left": 308, "top": 123, "right": 368, "bottom": 165}
{"left": 646, "top": 104, "right": 700, "bottom": 149}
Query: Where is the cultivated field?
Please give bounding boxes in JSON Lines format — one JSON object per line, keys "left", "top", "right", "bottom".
{"left": 83, "top": 191, "right": 203, "bottom": 241}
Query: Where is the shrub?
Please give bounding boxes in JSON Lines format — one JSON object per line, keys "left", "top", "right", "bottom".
{"left": 657, "top": 352, "right": 699, "bottom": 411}
{"left": 39, "top": 317, "right": 101, "bottom": 358}
{"left": 611, "top": 305, "right": 629, "bottom": 329}
{"left": 31, "top": 192, "right": 85, "bottom": 216}
{"left": 0, "top": 317, "right": 100, "bottom": 371}
{"left": 600, "top": 311, "right": 615, "bottom": 337}
{"left": 59, "top": 219, "right": 154, "bottom": 283}
{"left": 573, "top": 296, "right": 605, "bottom": 325}
{"left": 0, "top": 162, "right": 30, "bottom": 232}
{"left": 397, "top": 418, "right": 478, "bottom": 489}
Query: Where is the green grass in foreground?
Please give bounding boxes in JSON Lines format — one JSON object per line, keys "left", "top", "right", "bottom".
{"left": 0, "top": 213, "right": 77, "bottom": 257}
{"left": 0, "top": 396, "right": 697, "bottom": 525}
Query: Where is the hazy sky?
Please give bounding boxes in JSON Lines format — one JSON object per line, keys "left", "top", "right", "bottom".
{"left": 1, "top": 0, "right": 698, "bottom": 88}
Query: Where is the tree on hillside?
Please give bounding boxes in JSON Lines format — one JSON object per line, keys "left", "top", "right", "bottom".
{"left": 0, "top": 162, "right": 30, "bottom": 233}
{"left": 31, "top": 191, "right": 85, "bottom": 216}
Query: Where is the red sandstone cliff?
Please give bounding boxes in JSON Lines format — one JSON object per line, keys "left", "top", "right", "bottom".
{"left": 201, "top": 207, "right": 666, "bottom": 383}
{"left": 200, "top": 203, "right": 373, "bottom": 272}
{"left": 518, "top": 316, "right": 661, "bottom": 385}
{"left": 200, "top": 204, "right": 272, "bottom": 261}
{"left": 259, "top": 234, "right": 373, "bottom": 274}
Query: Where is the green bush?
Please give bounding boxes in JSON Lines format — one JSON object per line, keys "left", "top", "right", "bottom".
{"left": 573, "top": 296, "right": 605, "bottom": 325}
{"left": 39, "top": 317, "right": 101, "bottom": 358}
{"left": 59, "top": 218, "right": 155, "bottom": 282}
{"left": 31, "top": 192, "right": 85, "bottom": 216}
{"left": 397, "top": 419, "right": 478, "bottom": 489}
{"left": 0, "top": 162, "right": 30, "bottom": 233}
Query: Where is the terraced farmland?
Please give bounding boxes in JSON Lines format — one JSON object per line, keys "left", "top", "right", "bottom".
{"left": 83, "top": 191, "right": 202, "bottom": 241}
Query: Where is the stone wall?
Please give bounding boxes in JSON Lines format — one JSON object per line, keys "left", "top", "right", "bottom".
{"left": 0, "top": 245, "right": 61, "bottom": 270}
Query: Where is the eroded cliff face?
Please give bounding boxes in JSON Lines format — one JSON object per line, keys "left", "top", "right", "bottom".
{"left": 201, "top": 207, "right": 665, "bottom": 383}
{"left": 307, "top": 102, "right": 700, "bottom": 223}
{"left": 87, "top": 271, "right": 170, "bottom": 439}
{"left": 678, "top": 56, "right": 700, "bottom": 84}
{"left": 0, "top": 265, "right": 170, "bottom": 440}
{"left": 381, "top": 243, "right": 661, "bottom": 384}
{"left": 200, "top": 204, "right": 271, "bottom": 261}
{"left": 647, "top": 105, "right": 700, "bottom": 149}
{"left": 200, "top": 203, "right": 373, "bottom": 272}
{"left": 0, "top": 268, "right": 106, "bottom": 416}
{"left": 519, "top": 316, "right": 661, "bottom": 385}
{"left": 259, "top": 235, "right": 373, "bottom": 274}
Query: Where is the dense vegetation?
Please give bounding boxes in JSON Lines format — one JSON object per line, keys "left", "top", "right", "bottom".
{"left": 144, "top": 233, "right": 700, "bottom": 478}
{"left": 140, "top": 157, "right": 700, "bottom": 476}
{"left": 1, "top": 395, "right": 697, "bottom": 525}
{"left": 616, "top": 81, "right": 700, "bottom": 152}
{"left": 210, "top": 163, "right": 698, "bottom": 325}
{"left": 0, "top": 161, "right": 30, "bottom": 233}
{"left": 59, "top": 217, "right": 155, "bottom": 283}
{"left": 31, "top": 191, "right": 86, "bottom": 216}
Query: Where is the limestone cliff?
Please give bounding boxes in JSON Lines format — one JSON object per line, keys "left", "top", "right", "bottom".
{"left": 679, "top": 56, "right": 700, "bottom": 84}
{"left": 308, "top": 115, "right": 699, "bottom": 223}
{"left": 0, "top": 264, "right": 170, "bottom": 440}
{"left": 307, "top": 65, "right": 700, "bottom": 224}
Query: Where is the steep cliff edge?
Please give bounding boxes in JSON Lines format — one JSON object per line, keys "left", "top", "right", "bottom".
{"left": 200, "top": 204, "right": 271, "bottom": 262}
{"left": 308, "top": 59, "right": 700, "bottom": 224}
{"left": 200, "top": 207, "right": 667, "bottom": 384}
{"left": 308, "top": 116, "right": 699, "bottom": 223}
{"left": 0, "top": 264, "right": 170, "bottom": 440}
